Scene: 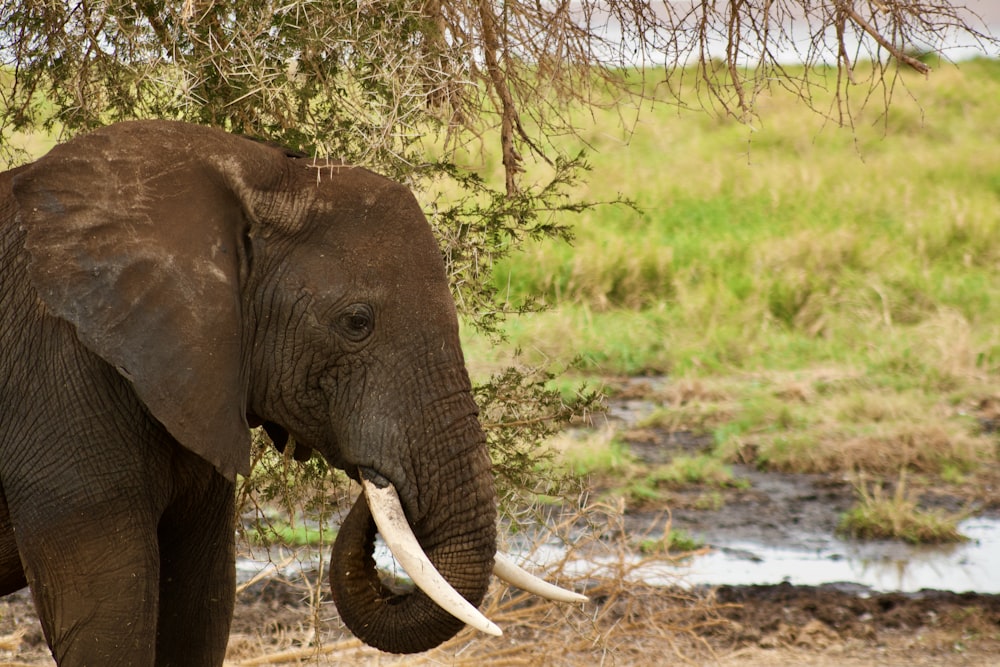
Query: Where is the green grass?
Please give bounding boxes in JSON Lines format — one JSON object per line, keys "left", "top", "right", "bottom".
{"left": 546, "top": 424, "right": 746, "bottom": 507}
{"left": 838, "top": 473, "right": 970, "bottom": 544}
{"left": 466, "top": 59, "right": 1000, "bottom": 490}
{"left": 487, "top": 60, "right": 1000, "bottom": 366}
{"left": 248, "top": 520, "right": 329, "bottom": 547}
{"left": 645, "top": 454, "right": 742, "bottom": 488}
{"left": 558, "top": 430, "right": 636, "bottom": 478}
{"left": 638, "top": 529, "right": 704, "bottom": 555}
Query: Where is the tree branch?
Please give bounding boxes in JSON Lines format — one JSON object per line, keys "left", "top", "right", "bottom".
{"left": 840, "top": 1, "right": 932, "bottom": 75}
{"left": 476, "top": 0, "right": 523, "bottom": 195}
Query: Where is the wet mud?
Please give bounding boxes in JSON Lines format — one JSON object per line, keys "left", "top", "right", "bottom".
{"left": 606, "top": 380, "right": 1000, "bottom": 595}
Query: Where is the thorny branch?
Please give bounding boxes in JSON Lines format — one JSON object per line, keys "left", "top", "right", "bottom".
{"left": 0, "top": 1, "right": 994, "bottom": 190}
{"left": 476, "top": 0, "right": 525, "bottom": 195}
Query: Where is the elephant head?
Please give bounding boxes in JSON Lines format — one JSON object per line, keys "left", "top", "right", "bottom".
{"left": 12, "top": 120, "right": 580, "bottom": 654}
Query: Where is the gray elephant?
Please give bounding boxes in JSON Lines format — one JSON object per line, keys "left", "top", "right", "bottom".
{"left": 0, "top": 120, "right": 582, "bottom": 666}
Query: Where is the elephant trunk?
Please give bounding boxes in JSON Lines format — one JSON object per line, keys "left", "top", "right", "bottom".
{"left": 329, "top": 443, "right": 497, "bottom": 653}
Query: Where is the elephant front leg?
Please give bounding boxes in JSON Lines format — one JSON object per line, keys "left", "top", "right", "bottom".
{"left": 155, "top": 469, "right": 237, "bottom": 667}
{"left": 12, "top": 501, "right": 161, "bottom": 666}
{"left": 1, "top": 424, "right": 171, "bottom": 665}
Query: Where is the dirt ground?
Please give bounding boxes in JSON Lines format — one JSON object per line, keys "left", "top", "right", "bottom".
{"left": 2, "top": 577, "right": 999, "bottom": 666}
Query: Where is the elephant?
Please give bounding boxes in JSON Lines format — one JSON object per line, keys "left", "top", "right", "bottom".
{"left": 0, "top": 120, "right": 584, "bottom": 666}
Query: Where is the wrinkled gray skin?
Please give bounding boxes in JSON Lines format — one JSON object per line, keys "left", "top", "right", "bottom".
{"left": 0, "top": 120, "right": 496, "bottom": 665}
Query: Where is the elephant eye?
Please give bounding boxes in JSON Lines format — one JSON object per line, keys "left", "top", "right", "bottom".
{"left": 337, "top": 304, "right": 374, "bottom": 343}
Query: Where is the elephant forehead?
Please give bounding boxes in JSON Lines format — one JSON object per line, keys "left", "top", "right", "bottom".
{"left": 305, "top": 217, "right": 447, "bottom": 285}
{"left": 282, "top": 163, "right": 454, "bottom": 299}
{"left": 278, "top": 238, "right": 451, "bottom": 313}
{"left": 304, "top": 167, "right": 429, "bottom": 232}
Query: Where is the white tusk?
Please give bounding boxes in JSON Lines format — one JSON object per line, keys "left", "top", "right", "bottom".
{"left": 361, "top": 478, "right": 503, "bottom": 637}
{"left": 493, "top": 552, "right": 588, "bottom": 603}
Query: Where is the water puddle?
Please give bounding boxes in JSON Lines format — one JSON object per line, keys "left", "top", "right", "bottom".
{"left": 517, "top": 516, "right": 1000, "bottom": 595}
{"left": 680, "top": 516, "right": 1000, "bottom": 593}
{"left": 594, "top": 382, "right": 1000, "bottom": 594}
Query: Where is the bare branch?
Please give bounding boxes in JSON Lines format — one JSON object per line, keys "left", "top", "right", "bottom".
{"left": 476, "top": 0, "right": 525, "bottom": 195}
{"left": 840, "top": 1, "right": 932, "bottom": 75}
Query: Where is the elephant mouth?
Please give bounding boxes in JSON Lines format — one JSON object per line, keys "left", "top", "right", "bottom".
{"left": 329, "top": 468, "right": 587, "bottom": 653}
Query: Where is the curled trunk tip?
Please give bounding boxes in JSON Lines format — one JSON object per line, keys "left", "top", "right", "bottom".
{"left": 330, "top": 480, "right": 496, "bottom": 653}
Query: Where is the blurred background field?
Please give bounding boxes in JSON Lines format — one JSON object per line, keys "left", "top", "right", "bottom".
{"left": 459, "top": 58, "right": 1000, "bottom": 521}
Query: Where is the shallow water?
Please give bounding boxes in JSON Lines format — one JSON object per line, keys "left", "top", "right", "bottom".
{"left": 521, "top": 516, "right": 1000, "bottom": 594}
{"left": 596, "top": 380, "right": 1000, "bottom": 595}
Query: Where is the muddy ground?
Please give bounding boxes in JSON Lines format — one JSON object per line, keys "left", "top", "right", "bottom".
{"left": 3, "top": 575, "right": 999, "bottom": 665}
{"left": 1, "top": 389, "right": 999, "bottom": 665}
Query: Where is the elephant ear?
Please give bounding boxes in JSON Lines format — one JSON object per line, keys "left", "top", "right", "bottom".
{"left": 12, "top": 121, "right": 285, "bottom": 480}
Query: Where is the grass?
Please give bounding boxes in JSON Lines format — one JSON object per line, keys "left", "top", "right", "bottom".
{"left": 548, "top": 427, "right": 635, "bottom": 479}
{"left": 545, "top": 423, "right": 746, "bottom": 509}
{"left": 703, "top": 367, "right": 994, "bottom": 475}
{"left": 248, "top": 519, "right": 329, "bottom": 547}
{"left": 838, "top": 473, "right": 970, "bottom": 544}
{"left": 465, "top": 59, "right": 1000, "bottom": 503}
{"left": 638, "top": 528, "right": 704, "bottom": 555}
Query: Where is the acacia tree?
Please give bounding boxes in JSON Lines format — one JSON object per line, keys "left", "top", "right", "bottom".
{"left": 0, "top": 1, "right": 995, "bottom": 502}
{"left": 3, "top": 2, "right": 994, "bottom": 174}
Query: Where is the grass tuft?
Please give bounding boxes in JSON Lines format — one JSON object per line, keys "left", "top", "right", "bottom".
{"left": 838, "top": 472, "right": 971, "bottom": 544}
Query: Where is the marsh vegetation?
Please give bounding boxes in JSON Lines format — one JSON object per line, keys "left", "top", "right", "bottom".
{"left": 463, "top": 58, "right": 1000, "bottom": 545}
